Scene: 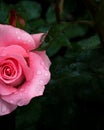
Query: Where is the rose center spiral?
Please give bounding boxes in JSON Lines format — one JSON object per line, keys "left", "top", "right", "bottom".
{"left": 0, "top": 58, "right": 25, "bottom": 86}
{"left": 2, "top": 63, "right": 15, "bottom": 78}
{"left": 4, "top": 67, "right": 12, "bottom": 76}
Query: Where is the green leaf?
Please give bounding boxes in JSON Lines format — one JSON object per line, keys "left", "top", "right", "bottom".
{"left": 64, "top": 24, "right": 88, "bottom": 39}
{"left": 0, "top": 2, "right": 9, "bottom": 23}
{"left": 16, "top": 1, "right": 41, "bottom": 20}
{"left": 35, "top": 23, "right": 71, "bottom": 51}
{"left": 25, "top": 19, "right": 46, "bottom": 33}
{"left": 47, "top": 33, "right": 71, "bottom": 56}
{"left": 46, "top": 5, "right": 56, "bottom": 23}
{"left": 77, "top": 35, "right": 100, "bottom": 49}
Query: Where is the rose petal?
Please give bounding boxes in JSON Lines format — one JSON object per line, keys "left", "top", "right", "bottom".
{"left": 0, "top": 45, "right": 28, "bottom": 57}
{"left": 0, "top": 81, "right": 17, "bottom": 96}
{"left": 0, "top": 54, "right": 32, "bottom": 82}
{"left": 9, "top": 55, "right": 32, "bottom": 81}
{"left": 31, "top": 32, "right": 51, "bottom": 68}
{"left": 31, "top": 33, "right": 44, "bottom": 48}
{"left": 36, "top": 51, "right": 51, "bottom": 68}
{"left": 0, "top": 99, "right": 17, "bottom": 116}
{"left": 0, "top": 24, "right": 35, "bottom": 50}
{"left": 0, "top": 60, "right": 24, "bottom": 86}
{"left": 1, "top": 52, "right": 51, "bottom": 106}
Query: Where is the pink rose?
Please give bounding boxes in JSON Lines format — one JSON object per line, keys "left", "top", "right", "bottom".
{"left": 0, "top": 24, "right": 51, "bottom": 116}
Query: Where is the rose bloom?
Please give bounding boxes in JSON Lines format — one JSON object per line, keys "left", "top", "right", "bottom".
{"left": 0, "top": 24, "right": 51, "bottom": 116}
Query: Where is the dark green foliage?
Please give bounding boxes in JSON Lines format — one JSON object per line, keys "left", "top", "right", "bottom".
{"left": 0, "top": 2, "right": 9, "bottom": 23}
{"left": 16, "top": 1, "right": 41, "bottom": 20}
{"left": 16, "top": 98, "right": 41, "bottom": 130}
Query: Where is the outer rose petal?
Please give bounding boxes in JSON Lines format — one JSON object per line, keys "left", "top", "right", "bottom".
{"left": 0, "top": 45, "right": 28, "bottom": 57}
{"left": 9, "top": 55, "right": 32, "bottom": 81}
{"left": 0, "top": 99, "right": 17, "bottom": 116}
{"left": 32, "top": 33, "right": 51, "bottom": 68}
{"left": 0, "top": 24, "right": 35, "bottom": 50}
{"left": 31, "top": 33, "right": 44, "bottom": 48}
{"left": 1, "top": 52, "right": 51, "bottom": 106}
{"left": 36, "top": 51, "right": 51, "bottom": 68}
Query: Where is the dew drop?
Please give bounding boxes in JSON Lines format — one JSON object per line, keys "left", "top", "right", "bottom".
{"left": 16, "top": 31, "right": 18, "bottom": 34}
{"left": 10, "top": 100, "right": 14, "bottom": 103}
{"left": 45, "top": 71, "right": 48, "bottom": 76}
{"left": 37, "top": 70, "right": 41, "bottom": 75}
{"left": 28, "top": 39, "right": 31, "bottom": 42}
{"left": 38, "top": 85, "right": 45, "bottom": 93}
{"left": 14, "top": 91, "right": 18, "bottom": 94}
{"left": 39, "top": 80, "right": 43, "bottom": 85}
{"left": 1, "top": 105, "right": 7, "bottom": 113}
{"left": 17, "top": 100, "right": 24, "bottom": 106}
{"left": 18, "top": 36, "right": 21, "bottom": 39}
{"left": 40, "top": 61, "right": 44, "bottom": 66}
{"left": 44, "top": 66, "right": 48, "bottom": 70}
{"left": 40, "top": 61, "right": 48, "bottom": 70}
{"left": 20, "top": 93, "right": 23, "bottom": 96}
{"left": 20, "top": 88, "right": 24, "bottom": 92}
{"left": 24, "top": 91, "right": 27, "bottom": 94}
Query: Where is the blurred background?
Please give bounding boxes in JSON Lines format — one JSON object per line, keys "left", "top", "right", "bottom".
{"left": 0, "top": 0, "right": 104, "bottom": 129}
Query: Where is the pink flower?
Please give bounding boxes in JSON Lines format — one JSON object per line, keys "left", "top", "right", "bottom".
{"left": 0, "top": 24, "right": 51, "bottom": 116}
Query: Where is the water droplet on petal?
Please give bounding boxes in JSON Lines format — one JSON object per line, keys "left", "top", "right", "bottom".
{"left": 44, "top": 66, "right": 48, "bottom": 70}
{"left": 16, "top": 31, "right": 18, "bottom": 34}
{"left": 17, "top": 100, "right": 24, "bottom": 106}
{"left": 37, "top": 70, "right": 41, "bottom": 75}
{"left": 10, "top": 100, "right": 14, "bottom": 103}
{"left": 39, "top": 80, "right": 43, "bottom": 85}
{"left": 20, "top": 88, "right": 24, "bottom": 92}
{"left": 14, "top": 91, "right": 18, "bottom": 94}
{"left": 45, "top": 71, "right": 48, "bottom": 76}
{"left": 28, "top": 39, "right": 31, "bottom": 42}
{"left": 40, "top": 61, "right": 48, "bottom": 70}
{"left": 40, "top": 61, "right": 44, "bottom": 66}
{"left": 24, "top": 91, "right": 27, "bottom": 94}
{"left": 20, "top": 93, "right": 23, "bottom": 96}
{"left": 18, "top": 36, "right": 21, "bottom": 39}
{"left": 1, "top": 105, "right": 6, "bottom": 113}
